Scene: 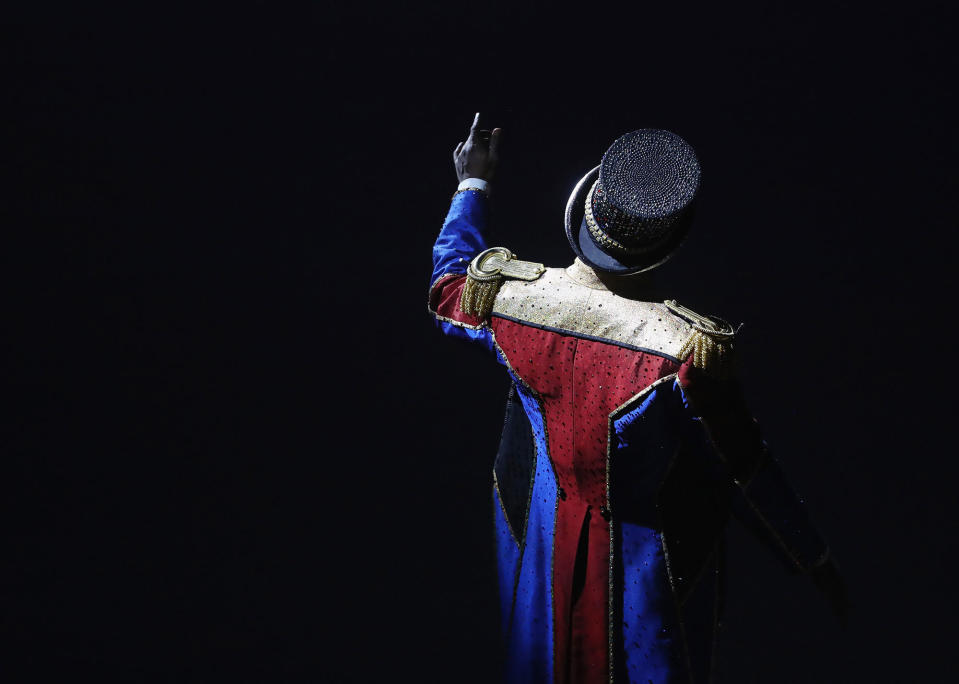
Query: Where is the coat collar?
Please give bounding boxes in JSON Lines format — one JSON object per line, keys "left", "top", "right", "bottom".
{"left": 564, "top": 258, "right": 609, "bottom": 290}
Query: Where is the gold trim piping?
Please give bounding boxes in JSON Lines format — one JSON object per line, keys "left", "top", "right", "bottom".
{"left": 605, "top": 372, "right": 679, "bottom": 683}
{"left": 491, "top": 336, "right": 559, "bottom": 484}
{"left": 692, "top": 415, "right": 819, "bottom": 573}
{"left": 451, "top": 186, "right": 488, "bottom": 200}
{"left": 660, "top": 534, "right": 696, "bottom": 684}
{"left": 501, "top": 423, "right": 539, "bottom": 639}
{"left": 492, "top": 383, "right": 526, "bottom": 548}
{"left": 736, "top": 446, "right": 772, "bottom": 490}
{"left": 429, "top": 307, "right": 487, "bottom": 330}
{"left": 737, "top": 490, "right": 811, "bottom": 573}
{"left": 608, "top": 512, "right": 615, "bottom": 684}
{"left": 491, "top": 330, "right": 564, "bottom": 679}
{"left": 550, "top": 488, "right": 560, "bottom": 680}
{"left": 607, "top": 372, "right": 694, "bottom": 680}
{"left": 608, "top": 373, "right": 680, "bottom": 429}
{"left": 675, "top": 541, "right": 723, "bottom": 609}
{"left": 492, "top": 469, "right": 521, "bottom": 548}
{"left": 427, "top": 272, "right": 487, "bottom": 330}
{"left": 490, "top": 328, "right": 563, "bottom": 676}
{"left": 490, "top": 398, "right": 539, "bottom": 552}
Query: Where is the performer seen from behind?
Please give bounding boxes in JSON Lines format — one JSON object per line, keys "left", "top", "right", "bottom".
{"left": 427, "top": 113, "right": 846, "bottom": 683}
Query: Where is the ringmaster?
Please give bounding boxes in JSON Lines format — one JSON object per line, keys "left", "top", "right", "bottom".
{"left": 427, "top": 113, "right": 845, "bottom": 683}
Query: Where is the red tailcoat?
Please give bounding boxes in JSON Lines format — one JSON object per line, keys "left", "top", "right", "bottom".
{"left": 428, "top": 189, "right": 829, "bottom": 683}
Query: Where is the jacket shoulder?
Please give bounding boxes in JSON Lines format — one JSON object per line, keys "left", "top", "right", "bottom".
{"left": 663, "top": 299, "right": 737, "bottom": 376}
{"left": 493, "top": 270, "right": 704, "bottom": 361}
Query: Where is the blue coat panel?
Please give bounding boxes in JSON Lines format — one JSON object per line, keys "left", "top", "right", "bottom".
{"left": 428, "top": 189, "right": 829, "bottom": 683}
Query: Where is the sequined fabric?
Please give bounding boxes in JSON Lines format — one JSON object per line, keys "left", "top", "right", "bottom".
{"left": 490, "top": 317, "right": 683, "bottom": 682}
{"left": 493, "top": 264, "right": 695, "bottom": 361}
{"left": 428, "top": 188, "right": 829, "bottom": 684}
{"left": 588, "top": 129, "right": 701, "bottom": 257}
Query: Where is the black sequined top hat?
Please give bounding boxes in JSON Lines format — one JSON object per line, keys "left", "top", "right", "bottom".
{"left": 565, "top": 129, "right": 701, "bottom": 275}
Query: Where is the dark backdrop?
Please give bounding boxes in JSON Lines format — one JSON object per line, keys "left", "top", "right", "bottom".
{"left": 4, "top": 3, "right": 956, "bottom": 682}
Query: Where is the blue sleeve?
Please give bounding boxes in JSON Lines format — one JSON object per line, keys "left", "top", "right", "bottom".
{"left": 430, "top": 189, "right": 490, "bottom": 286}
{"left": 427, "top": 189, "right": 496, "bottom": 351}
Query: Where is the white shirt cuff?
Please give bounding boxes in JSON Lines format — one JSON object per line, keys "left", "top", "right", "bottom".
{"left": 457, "top": 178, "right": 489, "bottom": 194}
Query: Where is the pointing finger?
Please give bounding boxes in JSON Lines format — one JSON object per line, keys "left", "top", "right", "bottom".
{"left": 468, "top": 112, "right": 480, "bottom": 137}
{"left": 488, "top": 127, "right": 501, "bottom": 163}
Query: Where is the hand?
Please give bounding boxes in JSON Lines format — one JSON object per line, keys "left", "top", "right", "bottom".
{"left": 453, "top": 112, "right": 501, "bottom": 183}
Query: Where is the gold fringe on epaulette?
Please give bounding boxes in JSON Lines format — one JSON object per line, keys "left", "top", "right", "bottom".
{"left": 458, "top": 247, "right": 545, "bottom": 319}
{"left": 678, "top": 330, "right": 736, "bottom": 379}
{"left": 460, "top": 275, "right": 501, "bottom": 318}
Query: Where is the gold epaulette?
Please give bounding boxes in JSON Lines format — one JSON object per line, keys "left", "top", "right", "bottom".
{"left": 460, "top": 247, "right": 546, "bottom": 318}
{"left": 665, "top": 299, "right": 737, "bottom": 378}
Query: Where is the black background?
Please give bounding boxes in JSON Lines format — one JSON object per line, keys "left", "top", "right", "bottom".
{"left": 4, "top": 2, "right": 957, "bottom": 682}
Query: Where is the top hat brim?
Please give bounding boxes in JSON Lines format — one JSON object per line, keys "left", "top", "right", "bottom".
{"left": 564, "top": 165, "right": 693, "bottom": 276}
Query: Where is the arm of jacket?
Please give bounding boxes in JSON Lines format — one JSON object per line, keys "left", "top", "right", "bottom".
{"left": 427, "top": 189, "right": 496, "bottom": 350}
{"left": 677, "top": 359, "right": 830, "bottom": 573}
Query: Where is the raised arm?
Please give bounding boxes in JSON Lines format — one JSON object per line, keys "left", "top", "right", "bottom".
{"left": 428, "top": 113, "right": 502, "bottom": 341}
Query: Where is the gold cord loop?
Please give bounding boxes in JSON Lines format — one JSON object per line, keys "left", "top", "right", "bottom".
{"left": 460, "top": 248, "right": 545, "bottom": 318}
{"left": 665, "top": 299, "right": 737, "bottom": 377}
